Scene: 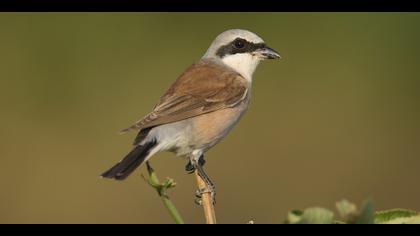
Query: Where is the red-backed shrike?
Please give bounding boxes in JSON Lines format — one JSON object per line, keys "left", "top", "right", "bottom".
{"left": 102, "top": 29, "right": 280, "bottom": 201}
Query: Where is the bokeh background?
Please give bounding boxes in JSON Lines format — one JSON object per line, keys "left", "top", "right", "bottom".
{"left": 0, "top": 13, "right": 419, "bottom": 224}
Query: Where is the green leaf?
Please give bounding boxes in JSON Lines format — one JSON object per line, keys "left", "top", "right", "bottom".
{"left": 375, "top": 209, "right": 418, "bottom": 224}
{"left": 382, "top": 215, "right": 420, "bottom": 224}
{"left": 355, "top": 199, "right": 374, "bottom": 224}
{"left": 285, "top": 210, "right": 303, "bottom": 224}
{"left": 300, "top": 207, "right": 334, "bottom": 224}
{"left": 336, "top": 199, "right": 358, "bottom": 222}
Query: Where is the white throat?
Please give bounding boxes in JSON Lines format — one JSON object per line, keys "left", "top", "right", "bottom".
{"left": 221, "top": 54, "right": 261, "bottom": 82}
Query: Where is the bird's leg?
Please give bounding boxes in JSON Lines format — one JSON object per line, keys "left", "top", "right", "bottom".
{"left": 190, "top": 154, "right": 216, "bottom": 205}
{"left": 185, "top": 155, "right": 206, "bottom": 174}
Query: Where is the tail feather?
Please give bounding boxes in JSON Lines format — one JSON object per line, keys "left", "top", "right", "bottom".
{"left": 101, "top": 140, "right": 157, "bottom": 180}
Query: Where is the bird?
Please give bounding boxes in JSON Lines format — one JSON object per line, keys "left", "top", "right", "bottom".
{"left": 101, "top": 29, "right": 280, "bottom": 202}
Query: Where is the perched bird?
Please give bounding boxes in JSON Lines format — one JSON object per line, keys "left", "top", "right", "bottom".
{"left": 101, "top": 29, "right": 280, "bottom": 201}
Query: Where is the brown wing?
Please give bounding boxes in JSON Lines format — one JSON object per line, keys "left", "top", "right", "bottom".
{"left": 120, "top": 60, "right": 248, "bottom": 133}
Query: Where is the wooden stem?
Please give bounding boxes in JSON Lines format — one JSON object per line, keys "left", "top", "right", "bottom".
{"left": 195, "top": 170, "right": 217, "bottom": 224}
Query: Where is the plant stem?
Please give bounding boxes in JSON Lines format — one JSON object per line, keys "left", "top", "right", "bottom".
{"left": 145, "top": 162, "right": 185, "bottom": 224}
{"left": 160, "top": 194, "right": 184, "bottom": 224}
{"left": 195, "top": 170, "right": 217, "bottom": 224}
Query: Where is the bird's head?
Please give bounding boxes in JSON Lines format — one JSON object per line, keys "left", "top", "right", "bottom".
{"left": 202, "top": 29, "right": 281, "bottom": 80}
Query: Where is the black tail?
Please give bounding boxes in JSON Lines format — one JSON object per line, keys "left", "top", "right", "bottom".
{"left": 101, "top": 140, "right": 157, "bottom": 180}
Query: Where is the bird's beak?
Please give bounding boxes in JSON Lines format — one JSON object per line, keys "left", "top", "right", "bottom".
{"left": 257, "top": 45, "right": 281, "bottom": 60}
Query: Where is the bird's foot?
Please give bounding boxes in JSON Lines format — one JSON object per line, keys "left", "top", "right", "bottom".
{"left": 194, "top": 186, "right": 216, "bottom": 206}
{"left": 185, "top": 156, "right": 206, "bottom": 174}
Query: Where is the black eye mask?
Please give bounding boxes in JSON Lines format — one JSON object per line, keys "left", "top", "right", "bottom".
{"left": 216, "top": 37, "right": 266, "bottom": 58}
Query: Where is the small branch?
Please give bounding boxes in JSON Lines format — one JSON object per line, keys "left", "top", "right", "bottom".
{"left": 142, "top": 161, "right": 184, "bottom": 224}
{"left": 195, "top": 170, "right": 217, "bottom": 224}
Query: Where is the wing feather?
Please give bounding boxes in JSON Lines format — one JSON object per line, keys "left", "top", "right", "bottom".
{"left": 120, "top": 60, "right": 248, "bottom": 133}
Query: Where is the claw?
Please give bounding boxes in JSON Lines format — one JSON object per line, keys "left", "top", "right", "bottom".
{"left": 185, "top": 162, "right": 194, "bottom": 173}
{"left": 195, "top": 187, "right": 216, "bottom": 206}
{"left": 185, "top": 155, "right": 206, "bottom": 174}
{"left": 195, "top": 198, "right": 203, "bottom": 206}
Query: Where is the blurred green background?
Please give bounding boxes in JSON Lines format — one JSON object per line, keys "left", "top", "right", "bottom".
{"left": 0, "top": 13, "right": 419, "bottom": 224}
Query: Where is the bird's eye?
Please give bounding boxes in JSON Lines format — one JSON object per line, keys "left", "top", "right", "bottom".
{"left": 233, "top": 39, "right": 245, "bottom": 49}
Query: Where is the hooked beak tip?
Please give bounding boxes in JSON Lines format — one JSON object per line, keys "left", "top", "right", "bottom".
{"left": 260, "top": 46, "right": 281, "bottom": 60}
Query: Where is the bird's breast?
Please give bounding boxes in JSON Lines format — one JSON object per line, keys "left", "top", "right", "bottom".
{"left": 189, "top": 97, "right": 250, "bottom": 151}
